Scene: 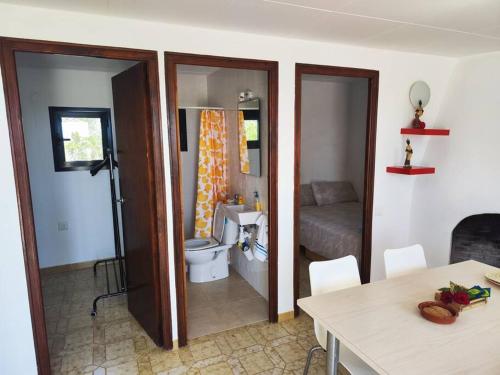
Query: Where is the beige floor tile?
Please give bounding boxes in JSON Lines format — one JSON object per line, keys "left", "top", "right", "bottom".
{"left": 60, "top": 346, "right": 93, "bottom": 372}
{"left": 149, "top": 348, "right": 183, "bottom": 373}
{"left": 105, "top": 321, "right": 133, "bottom": 343}
{"left": 273, "top": 342, "right": 307, "bottom": 364}
{"left": 239, "top": 351, "right": 275, "bottom": 375}
{"left": 106, "top": 338, "right": 135, "bottom": 361}
{"left": 189, "top": 340, "right": 222, "bottom": 361}
{"left": 42, "top": 267, "right": 323, "bottom": 375}
{"left": 199, "top": 361, "right": 233, "bottom": 375}
{"left": 223, "top": 327, "right": 257, "bottom": 350}
{"left": 106, "top": 359, "right": 139, "bottom": 375}
{"left": 64, "top": 327, "right": 94, "bottom": 351}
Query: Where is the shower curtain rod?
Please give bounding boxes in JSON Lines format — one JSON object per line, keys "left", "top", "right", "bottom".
{"left": 178, "top": 106, "right": 259, "bottom": 111}
{"left": 178, "top": 106, "right": 234, "bottom": 111}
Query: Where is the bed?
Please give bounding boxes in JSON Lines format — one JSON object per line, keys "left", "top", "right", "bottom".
{"left": 300, "top": 181, "right": 362, "bottom": 261}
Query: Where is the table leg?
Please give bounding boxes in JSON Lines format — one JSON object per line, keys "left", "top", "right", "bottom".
{"left": 326, "top": 331, "right": 339, "bottom": 375}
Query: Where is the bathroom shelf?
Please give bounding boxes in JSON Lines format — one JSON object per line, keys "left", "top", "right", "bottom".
{"left": 400, "top": 128, "right": 450, "bottom": 136}
{"left": 386, "top": 166, "right": 435, "bottom": 175}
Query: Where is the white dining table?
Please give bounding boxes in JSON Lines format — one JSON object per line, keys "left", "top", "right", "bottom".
{"left": 298, "top": 260, "right": 500, "bottom": 375}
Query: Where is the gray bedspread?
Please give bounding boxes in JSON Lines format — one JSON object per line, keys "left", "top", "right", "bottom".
{"left": 300, "top": 202, "right": 362, "bottom": 261}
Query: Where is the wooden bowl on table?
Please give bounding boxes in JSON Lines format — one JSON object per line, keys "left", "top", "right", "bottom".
{"left": 418, "top": 301, "right": 458, "bottom": 324}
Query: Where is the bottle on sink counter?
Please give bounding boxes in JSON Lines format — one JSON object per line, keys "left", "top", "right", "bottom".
{"left": 237, "top": 194, "right": 245, "bottom": 205}
{"left": 254, "top": 191, "right": 262, "bottom": 211}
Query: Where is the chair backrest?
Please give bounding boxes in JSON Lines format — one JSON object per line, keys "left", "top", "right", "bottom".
{"left": 309, "top": 255, "right": 361, "bottom": 349}
{"left": 384, "top": 244, "right": 427, "bottom": 279}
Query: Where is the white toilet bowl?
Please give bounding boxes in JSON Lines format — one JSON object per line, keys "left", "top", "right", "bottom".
{"left": 185, "top": 238, "right": 231, "bottom": 283}
{"left": 184, "top": 203, "right": 237, "bottom": 283}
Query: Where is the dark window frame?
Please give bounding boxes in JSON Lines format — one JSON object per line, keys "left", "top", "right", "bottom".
{"left": 241, "top": 109, "right": 260, "bottom": 149}
{"left": 49, "top": 106, "right": 113, "bottom": 172}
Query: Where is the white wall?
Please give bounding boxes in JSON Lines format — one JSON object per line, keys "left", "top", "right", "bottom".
{"left": 409, "top": 52, "right": 500, "bottom": 268}
{"left": 0, "top": 4, "right": 457, "bottom": 371}
{"left": 300, "top": 79, "right": 350, "bottom": 184}
{"left": 177, "top": 73, "right": 208, "bottom": 238}
{"left": 207, "top": 68, "right": 269, "bottom": 299}
{"left": 347, "top": 80, "right": 368, "bottom": 200}
{"left": 300, "top": 77, "right": 368, "bottom": 200}
{"left": 0, "top": 70, "right": 38, "bottom": 375}
{"left": 17, "top": 66, "right": 119, "bottom": 268}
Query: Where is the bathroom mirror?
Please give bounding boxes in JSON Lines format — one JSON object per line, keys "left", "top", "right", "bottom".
{"left": 237, "top": 98, "right": 261, "bottom": 177}
{"left": 409, "top": 81, "right": 431, "bottom": 108}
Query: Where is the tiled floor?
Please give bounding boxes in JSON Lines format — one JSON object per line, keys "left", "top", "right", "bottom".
{"left": 42, "top": 266, "right": 328, "bottom": 374}
{"left": 187, "top": 269, "right": 268, "bottom": 339}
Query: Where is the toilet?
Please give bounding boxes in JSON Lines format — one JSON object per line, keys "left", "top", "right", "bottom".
{"left": 184, "top": 203, "right": 236, "bottom": 283}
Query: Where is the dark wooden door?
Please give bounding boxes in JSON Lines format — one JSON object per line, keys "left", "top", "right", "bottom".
{"left": 112, "top": 62, "right": 162, "bottom": 345}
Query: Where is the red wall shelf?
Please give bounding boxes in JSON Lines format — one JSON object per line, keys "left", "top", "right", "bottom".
{"left": 386, "top": 166, "right": 435, "bottom": 175}
{"left": 400, "top": 128, "right": 450, "bottom": 136}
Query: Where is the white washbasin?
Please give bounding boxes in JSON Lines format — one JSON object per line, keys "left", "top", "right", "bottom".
{"left": 222, "top": 204, "right": 262, "bottom": 225}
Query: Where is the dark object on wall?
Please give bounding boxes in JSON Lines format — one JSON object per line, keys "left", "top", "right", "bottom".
{"left": 49, "top": 106, "right": 113, "bottom": 172}
{"left": 178, "top": 109, "right": 188, "bottom": 152}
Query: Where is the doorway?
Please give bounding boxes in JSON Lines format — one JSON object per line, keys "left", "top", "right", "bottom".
{"left": 165, "top": 52, "right": 278, "bottom": 346}
{"left": 0, "top": 38, "right": 171, "bottom": 375}
{"left": 293, "top": 63, "right": 379, "bottom": 314}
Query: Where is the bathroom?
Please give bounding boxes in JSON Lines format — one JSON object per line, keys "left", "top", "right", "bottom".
{"left": 177, "top": 64, "right": 269, "bottom": 338}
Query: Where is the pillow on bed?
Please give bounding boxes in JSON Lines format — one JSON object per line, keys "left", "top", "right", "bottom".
{"left": 300, "top": 184, "right": 316, "bottom": 206}
{"left": 311, "top": 181, "right": 358, "bottom": 206}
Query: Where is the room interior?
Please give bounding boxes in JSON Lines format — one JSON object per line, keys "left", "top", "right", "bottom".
{"left": 176, "top": 64, "right": 270, "bottom": 339}
{"left": 297, "top": 74, "right": 369, "bottom": 300}
{"left": 2, "top": 1, "right": 500, "bottom": 375}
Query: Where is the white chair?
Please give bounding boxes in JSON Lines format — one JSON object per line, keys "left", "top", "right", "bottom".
{"left": 384, "top": 244, "right": 427, "bottom": 279}
{"left": 304, "top": 255, "right": 377, "bottom": 375}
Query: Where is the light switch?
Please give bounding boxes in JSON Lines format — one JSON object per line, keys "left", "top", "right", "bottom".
{"left": 58, "top": 221, "right": 68, "bottom": 231}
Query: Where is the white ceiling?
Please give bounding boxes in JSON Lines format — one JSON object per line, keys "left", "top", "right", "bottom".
{"left": 3, "top": 0, "right": 500, "bottom": 57}
{"left": 15, "top": 52, "right": 137, "bottom": 73}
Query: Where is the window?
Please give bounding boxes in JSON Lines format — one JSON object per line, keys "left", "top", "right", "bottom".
{"left": 49, "top": 107, "right": 113, "bottom": 172}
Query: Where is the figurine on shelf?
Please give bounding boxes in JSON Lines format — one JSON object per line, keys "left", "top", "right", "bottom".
{"left": 412, "top": 100, "right": 426, "bottom": 129}
{"left": 404, "top": 138, "right": 413, "bottom": 168}
{"left": 409, "top": 81, "right": 430, "bottom": 129}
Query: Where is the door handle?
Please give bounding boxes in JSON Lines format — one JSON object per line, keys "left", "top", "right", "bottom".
{"left": 116, "top": 197, "right": 126, "bottom": 204}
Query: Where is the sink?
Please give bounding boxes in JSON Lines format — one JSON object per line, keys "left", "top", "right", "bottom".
{"left": 222, "top": 204, "right": 262, "bottom": 225}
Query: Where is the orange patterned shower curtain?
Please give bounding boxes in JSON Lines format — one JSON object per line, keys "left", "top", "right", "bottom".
{"left": 194, "top": 110, "right": 228, "bottom": 238}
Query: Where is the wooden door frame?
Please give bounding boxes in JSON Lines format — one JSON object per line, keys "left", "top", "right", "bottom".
{"left": 165, "top": 52, "right": 279, "bottom": 346}
{"left": 293, "top": 63, "right": 379, "bottom": 315}
{"left": 0, "top": 37, "right": 172, "bottom": 375}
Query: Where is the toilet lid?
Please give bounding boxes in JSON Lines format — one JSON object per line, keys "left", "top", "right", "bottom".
{"left": 212, "top": 202, "right": 225, "bottom": 243}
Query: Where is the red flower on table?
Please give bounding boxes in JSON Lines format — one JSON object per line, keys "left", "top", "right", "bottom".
{"left": 440, "top": 291, "right": 454, "bottom": 304}
{"left": 453, "top": 291, "right": 470, "bottom": 305}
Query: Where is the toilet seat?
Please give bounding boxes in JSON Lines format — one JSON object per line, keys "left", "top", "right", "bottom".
{"left": 185, "top": 237, "right": 220, "bottom": 251}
